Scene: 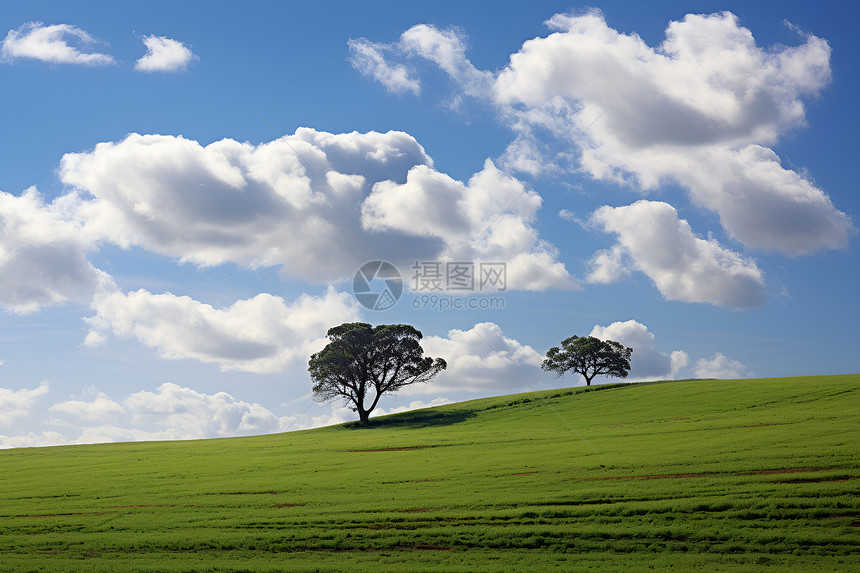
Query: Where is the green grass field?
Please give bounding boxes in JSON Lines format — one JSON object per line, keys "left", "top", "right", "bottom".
{"left": 1, "top": 374, "right": 858, "bottom": 572}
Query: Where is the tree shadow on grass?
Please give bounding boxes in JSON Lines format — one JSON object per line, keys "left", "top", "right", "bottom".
{"left": 341, "top": 408, "right": 476, "bottom": 430}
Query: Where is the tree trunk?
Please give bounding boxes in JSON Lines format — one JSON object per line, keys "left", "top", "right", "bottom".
{"left": 584, "top": 373, "right": 593, "bottom": 386}
{"left": 357, "top": 407, "right": 371, "bottom": 424}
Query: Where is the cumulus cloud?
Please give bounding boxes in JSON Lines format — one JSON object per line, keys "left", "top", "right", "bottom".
{"left": 589, "top": 200, "right": 765, "bottom": 309}
{"left": 420, "top": 322, "right": 546, "bottom": 393}
{"left": 123, "top": 383, "right": 283, "bottom": 438}
{"left": 666, "top": 145, "right": 852, "bottom": 255}
{"left": 0, "top": 188, "right": 111, "bottom": 313}
{"left": 497, "top": 11, "right": 852, "bottom": 254}
{"left": 135, "top": 35, "right": 197, "bottom": 72}
{"left": 348, "top": 38, "right": 420, "bottom": 95}
{"left": 1, "top": 22, "right": 114, "bottom": 65}
{"left": 48, "top": 389, "right": 125, "bottom": 422}
{"left": 85, "top": 286, "right": 361, "bottom": 373}
{"left": 694, "top": 352, "right": 752, "bottom": 378}
{"left": 14, "top": 384, "right": 453, "bottom": 447}
{"left": 0, "top": 431, "right": 67, "bottom": 449}
{"left": 61, "top": 128, "right": 573, "bottom": 290}
{"left": 363, "top": 158, "right": 575, "bottom": 290}
{"left": 497, "top": 136, "right": 564, "bottom": 178}
{"left": 356, "top": 11, "right": 852, "bottom": 257}
{"left": 495, "top": 11, "right": 829, "bottom": 142}
{"left": 44, "top": 383, "right": 293, "bottom": 445}
{"left": 0, "top": 381, "right": 49, "bottom": 427}
{"left": 590, "top": 320, "right": 688, "bottom": 381}
{"left": 61, "top": 129, "right": 434, "bottom": 281}
{"left": 585, "top": 244, "right": 629, "bottom": 285}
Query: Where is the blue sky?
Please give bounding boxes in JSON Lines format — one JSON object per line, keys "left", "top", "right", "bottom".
{"left": 0, "top": 1, "right": 857, "bottom": 447}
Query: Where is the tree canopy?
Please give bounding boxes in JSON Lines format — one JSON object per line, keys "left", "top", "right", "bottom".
{"left": 308, "top": 322, "right": 447, "bottom": 424}
{"left": 541, "top": 335, "right": 632, "bottom": 386}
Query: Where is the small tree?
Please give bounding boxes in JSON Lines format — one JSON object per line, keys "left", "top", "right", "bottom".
{"left": 308, "top": 322, "right": 446, "bottom": 424}
{"left": 541, "top": 335, "right": 632, "bottom": 386}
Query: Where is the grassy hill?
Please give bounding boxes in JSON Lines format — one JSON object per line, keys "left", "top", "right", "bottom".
{"left": 1, "top": 375, "right": 858, "bottom": 572}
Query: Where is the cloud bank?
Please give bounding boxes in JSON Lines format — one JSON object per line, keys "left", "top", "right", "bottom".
{"left": 351, "top": 9, "right": 853, "bottom": 307}
{"left": 1, "top": 382, "right": 455, "bottom": 448}
{"left": 61, "top": 128, "right": 573, "bottom": 290}
{"left": 495, "top": 11, "right": 851, "bottom": 255}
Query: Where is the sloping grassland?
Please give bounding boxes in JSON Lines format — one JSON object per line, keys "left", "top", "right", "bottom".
{"left": 0, "top": 374, "right": 858, "bottom": 571}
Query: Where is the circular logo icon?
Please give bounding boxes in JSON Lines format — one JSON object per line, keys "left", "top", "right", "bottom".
{"left": 352, "top": 261, "right": 403, "bottom": 311}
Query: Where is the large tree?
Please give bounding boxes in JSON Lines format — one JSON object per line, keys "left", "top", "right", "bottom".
{"left": 308, "top": 322, "right": 447, "bottom": 424}
{"left": 541, "top": 335, "right": 632, "bottom": 386}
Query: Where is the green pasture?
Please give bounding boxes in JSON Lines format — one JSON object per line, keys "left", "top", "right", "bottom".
{"left": 0, "top": 374, "right": 858, "bottom": 571}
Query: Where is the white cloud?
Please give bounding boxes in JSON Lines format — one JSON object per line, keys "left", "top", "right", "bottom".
{"left": 123, "top": 383, "right": 283, "bottom": 438}
{"left": 0, "top": 381, "right": 49, "bottom": 427}
{"left": 1, "top": 22, "right": 114, "bottom": 65}
{"left": 310, "top": 403, "right": 358, "bottom": 428}
{"left": 13, "top": 390, "right": 452, "bottom": 447}
{"left": 48, "top": 391, "right": 124, "bottom": 422}
{"left": 495, "top": 10, "right": 830, "bottom": 142}
{"left": 0, "top": 431, "right": 68, "bottom": 449}
{"left": 695, "top": 352, "right": 751, "bottom": 378}
{"left": 2, "top": 390, "right": 457, "bottom": 447}
{"left": 498, "top": 136, "right": 563, "bottom": 177}
{"left": 61, "top": 129, "right": 434, "bottom": 281}
{"left": 358, "top": 11, "right": 852, "bottom": 257}
{"left": 86, "top": 286, "right": 361, "bottom": 374}
{"left": 589, "top": 200, "right": 765, "bottom": 309}
{"left": 590, "top": 320, "right": 688, "bottom": 381}
{"left": 420, "top": 322, "right": 546, "bottom": 393}
{"left": 70, "top": 426, "right": 174, "bottom": 445}
{"left": 135, "top": 35, "right": 197, "bottom": 72}
{"left": 664, "top": 145, "right": 853, "bottom": 255}
{"left": 585, "top": 244, "right": 630, "bottom": 285}
{"left": 494, "top": 10, "right": 851, "bottom": 255}
{"left": 348, "top": 38, "right": 420, "bottom": 95}
{"left": 39, "top": 383, "right": 295, "bottom": 445}
{"left": 60, "top": 129, "right": 573, "bottom": 290}
{"left": 82, "top": 329, "right": 107, "bottom": 348}
{"left": 349, "top": 24, "right": 490, "bottom": 97}
{"left": 398, "top": 24, "right": 492, "bottom": 97}
{"left": 0, "top": 188, "right": 112, "bottom": 314}
{"left": 363, "top": 158, "right": 575, "bottom": 290}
